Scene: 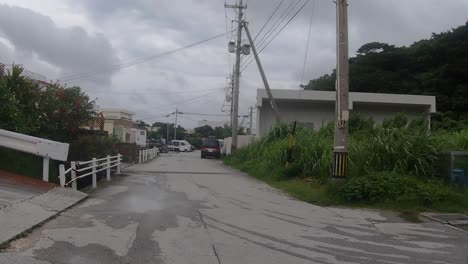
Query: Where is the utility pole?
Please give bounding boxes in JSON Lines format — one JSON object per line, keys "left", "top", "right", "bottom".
{"left": 225, "top": 0, "right": 246, "bottom": 153}
{"left": 332, "top": 0, "right": 350, "bottom": 178}
{"left": 249, "top": 106, "right": 253, "bottom": 135}
{"left": 243, "top": 23, "right": 281, "bottom": 122}
{"left": 174, "top": 108, "right": 178, "bottom": 140}
{"left": 230, "top": 71, "right": 234, "bottom": 128}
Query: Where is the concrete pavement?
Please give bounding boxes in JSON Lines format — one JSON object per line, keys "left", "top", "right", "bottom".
{"left": 0, "top": 171, "right": 88, "bottom": 246}
{"left": 1, "top": 151, "right": 467, "bottom": 263}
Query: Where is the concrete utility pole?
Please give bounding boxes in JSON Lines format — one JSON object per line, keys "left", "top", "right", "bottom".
{"left": 243, "top": 23, "right": 281, "bottom": 122}
{"left": 229, "top": 71, "right": 234, "bottom": 128}
{"left": 249, "top": 106, "right": 253, "bottom": 135}
{"left": 225, "top": 0, "right": 246, "bottom": 153}
{"left": 332, "top": 0, "right": 350, "bottom": 178}
{"left": 174, "top": 108, "right": 178, "bottom": 140}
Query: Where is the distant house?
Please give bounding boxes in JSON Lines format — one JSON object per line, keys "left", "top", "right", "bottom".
{"left": 99, "top": 109, "right": 146, "bottom": 146}
{"left": 256, "top": 89, "right": 436, "bottom": 137}
{"left": 2, "top": 63, "right": 51, "bottom": 90}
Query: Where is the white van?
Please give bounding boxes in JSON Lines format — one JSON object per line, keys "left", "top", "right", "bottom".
{"left": 170, "top": 140, "right": 192, "bottom": 152}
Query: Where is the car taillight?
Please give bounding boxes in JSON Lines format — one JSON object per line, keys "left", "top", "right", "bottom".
{"left": 201, "top": 148, "right": 208, "bottom": 151}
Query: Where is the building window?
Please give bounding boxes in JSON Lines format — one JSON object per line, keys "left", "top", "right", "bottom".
{"left": 140, "top": 131, "right": 145, "bottom": 135}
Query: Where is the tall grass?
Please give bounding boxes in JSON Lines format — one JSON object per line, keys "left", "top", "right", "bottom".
{"left": 226, "top": 114, "right": 468, "bottom": 211}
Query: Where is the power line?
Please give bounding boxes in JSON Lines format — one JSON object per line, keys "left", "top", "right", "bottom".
{"left": 181, "top": 112, "right": 230, "bottom": 117}
{"left": 177, "top": 115, "right": 199, "bottom": 123}
{"left": 301, "top": 0, "right": 316, "bottom": 85}
{"left": 241, "top": 0, "right": 311, "bottom": 72}
{"left": 252, "top": 0, "right": 301, "bottom": 52}
{"left": 253, "top": 0, "right": 286, "bottom": 43}
{"left": 240, "top": 0, "right": 301, "bottom": 68}
{"left": 59, "top": 31, "right": 232, "bottom": 82}
{"left": 87, "top": 86, "right": 224, "bottom": 95}
{"left": 134, "top": 89, "right": 225, "bottom": 118}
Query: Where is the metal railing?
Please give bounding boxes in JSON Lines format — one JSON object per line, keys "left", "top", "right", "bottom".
{"left": 59, "top": 154, "right": 122, "bottom": 190}
{"left": 138, "top": 148, "right": 158, "bottom": 163}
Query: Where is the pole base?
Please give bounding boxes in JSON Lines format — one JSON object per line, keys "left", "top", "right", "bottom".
{"left": 332, "top": 151, "right": 348, "bottom": 178}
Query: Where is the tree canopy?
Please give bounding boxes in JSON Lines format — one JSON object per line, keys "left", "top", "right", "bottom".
{"left": 303, "top": 22, "right": 468, "bottom": 124}
{"left": 0, "top": 65, "right": 96, "bottom": 141}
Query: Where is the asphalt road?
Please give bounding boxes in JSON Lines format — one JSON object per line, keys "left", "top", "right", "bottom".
{"left": 1, "top": 151, "right": 468, "bottom": 264}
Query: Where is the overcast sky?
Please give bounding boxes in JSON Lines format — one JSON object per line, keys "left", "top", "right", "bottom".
{"left": 0, "top": 0, "right": 466, "bottom": 128}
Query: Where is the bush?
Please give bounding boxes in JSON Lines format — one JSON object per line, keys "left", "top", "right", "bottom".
{"left": 340, "top": 171, "right": 461, "bottom": 207}
{"left": 68, "top": 135, "right": 118, "bottom": 161}
{"left": 341, "top": 172, "right": 418, "bottom": 202}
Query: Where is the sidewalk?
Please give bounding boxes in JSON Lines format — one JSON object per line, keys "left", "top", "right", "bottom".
{"left": 0, "top": 170, "right": 87, "bottom": 246}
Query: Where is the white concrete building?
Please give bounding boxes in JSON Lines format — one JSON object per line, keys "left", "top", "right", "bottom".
{"left": 130, "top": 128, "right": 147, "bottom": 146}
{"left": 256, "top": 89, "right": 436, "bottom": 137}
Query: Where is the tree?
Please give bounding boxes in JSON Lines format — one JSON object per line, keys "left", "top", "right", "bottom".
{"left": 135, "top": 120, "right": 149, "bottom": 130}
{"left": 0, "top": 65, "right": 96, "bottom": 141}
{"left": 0, "top": 65, "right": 41, "bottom": 134}
{"left": 213, "top": 126, "right": 231, "bottom": 139}
{"left": 303, "top": 22, "right": 468, "bottom": 126}
{"left": 194, "top": 125, "right": 214, "bottom": 138}
{"left": 38, "top": 84, "right": 96, "bottom": 141}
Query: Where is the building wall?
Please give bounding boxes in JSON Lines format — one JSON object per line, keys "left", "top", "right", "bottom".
{"left": 257, "top": 99, "right": 431, "bottom": 136}
{"left": 223, "top": 135, "right": 257, "bottom": 155}
{"left": 258, "top": 100, "right": 335, "bottom": 136}
{"left": 130, "top": 129, "right": 147, "bottom": 146}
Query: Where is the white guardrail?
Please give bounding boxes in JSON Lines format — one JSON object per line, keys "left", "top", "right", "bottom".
{"left": 138, "top": 148, "right": 158, "bottom": 163}
{"left": 59, "top": 154, "right": 122, "bottom": 190}
{"left": 0, "top": 129, "right": 69, "bottom": 182}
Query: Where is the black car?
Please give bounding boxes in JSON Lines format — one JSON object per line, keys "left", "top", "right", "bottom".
{"left": 201, "top": 139, "right": 221, "bottom": 159}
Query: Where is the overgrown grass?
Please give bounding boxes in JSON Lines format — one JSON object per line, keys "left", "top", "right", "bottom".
{"left": 225, "top": 115, "right": 468, "bottom": 215}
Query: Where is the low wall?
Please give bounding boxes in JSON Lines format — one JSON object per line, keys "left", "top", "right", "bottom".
{"left": 223, "top": 135, "right": 257, "bottom": 155}
{"left": 116, "top": 143, "right": 138, "bottom": 163}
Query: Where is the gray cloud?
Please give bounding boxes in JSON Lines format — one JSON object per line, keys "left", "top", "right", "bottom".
{"left": 0, "top": 4, "right": 118, "bottom": 86}
{"left": 1, "top": 0, "right": 467, "bottom": 128}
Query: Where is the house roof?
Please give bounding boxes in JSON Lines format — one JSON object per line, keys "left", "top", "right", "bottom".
{"left": 257, "top": 89, "right": 436, "bottom": 113}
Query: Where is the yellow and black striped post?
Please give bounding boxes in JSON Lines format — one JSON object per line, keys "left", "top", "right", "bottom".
{"left": 285, "top": 122, "right": 297, "bottom": 168}
{"left": 332, "top": 151, "right": 348, "bottom": 178}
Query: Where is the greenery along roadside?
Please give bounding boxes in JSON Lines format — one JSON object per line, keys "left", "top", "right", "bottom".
{"left": 224, "top": 116, "right": 468, "bottom": 214}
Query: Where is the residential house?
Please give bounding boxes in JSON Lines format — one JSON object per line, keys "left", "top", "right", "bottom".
{"left": 101, "top": 109, "right": 135, "bottom": 143}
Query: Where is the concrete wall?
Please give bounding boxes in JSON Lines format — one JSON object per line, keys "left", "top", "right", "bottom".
{"left": 223, "top": 135, "right": 257, "bottom": 155}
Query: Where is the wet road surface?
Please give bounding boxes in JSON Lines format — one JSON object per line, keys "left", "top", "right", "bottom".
{"left": 1, "top": 151, "right": 468, "bottom": 263}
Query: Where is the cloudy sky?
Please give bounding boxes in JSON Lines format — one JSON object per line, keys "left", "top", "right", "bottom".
{"left": 0, "top": 0, "right": 466, "bottom": 128}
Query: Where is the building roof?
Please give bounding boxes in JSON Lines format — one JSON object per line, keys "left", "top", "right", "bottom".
{"left": 100, "top": 108, "right": 136, "bottom": 115}
{"left": 257, "top": 89, "right": 436, "bottom": 113}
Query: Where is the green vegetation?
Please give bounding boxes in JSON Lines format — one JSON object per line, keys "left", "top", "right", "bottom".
{"left": 0, "top": 65, "right": 96, "bottom": 142}
{"left": 225, "top": 117, "right": 468, "bottom": 215}
{"left": 302, "top": 22, "right": 468, "bottom": 130}
{"left": 0, "top": 65, "right": 112, "bottom": 181}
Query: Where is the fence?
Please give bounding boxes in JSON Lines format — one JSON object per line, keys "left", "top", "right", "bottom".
{"left": 138, "top": 147, "right": 158, "bottom": 163}
{"left": 59, "top": 154, "right": 122, "bottom": 190}
{"left": 436, "top": 151, "right": 468, "bottom": 187}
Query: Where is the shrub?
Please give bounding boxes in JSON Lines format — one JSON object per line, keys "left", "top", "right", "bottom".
{"left": 68, "top": 135, "right": 118, "bottom": 161}
{"left": 340, "top": 171, "right": 458, "bottom": 206}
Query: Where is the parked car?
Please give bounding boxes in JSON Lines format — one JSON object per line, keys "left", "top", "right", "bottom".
{"left": 170, "top": 140, "right": 192, "bottom": 152}
{"left": 201, "top": 138, "right": 221, "bottom": 159}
